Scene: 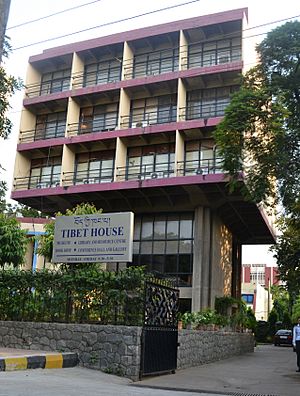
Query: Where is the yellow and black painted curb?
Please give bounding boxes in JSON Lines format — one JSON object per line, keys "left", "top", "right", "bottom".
{"left": 0, "top": 352, "right": 78, "bottom": 371}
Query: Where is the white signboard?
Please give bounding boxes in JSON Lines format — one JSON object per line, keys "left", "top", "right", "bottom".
{"left": 52, "top": 212, "right": 134, "bottom": 263}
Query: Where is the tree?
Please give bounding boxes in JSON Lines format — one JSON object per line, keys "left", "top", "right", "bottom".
{"left": 0, "top": 36, "right": 22, "bottom": 203}
{"left": 0, "top": 213, "right": 28, "bottom": 267}
{"left": 271, "top": 210, "right": 300, "bottom": 299}
{"left": 38, "top": 202, "right": 102, "bottom": 261}
{"left": 215, "top": 21, "right": 300, "bottom": 296}
{"left": 215, "top": 21, "right": 300, "bottom": 215}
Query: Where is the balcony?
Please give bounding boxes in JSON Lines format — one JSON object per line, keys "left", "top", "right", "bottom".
{"left": 14, "top": 174, "right": 61, "bottom": 191}
{"left": 63, "top": 168, "right": 114, "bottom": 186}
{"left": 177, "top": 158, "right": 223, "bottom": 176}
{"left": 68, "top": 113, "right": 119, "bottom": 136}
{"left": 19, "top": 124, "right": 66, "bottom": 143}
{"left": 121, "top": 107, "right": 177, "bottom": 129}
{"left": 116, "top": 162, "right": 175, "bottom": 182}
{"left": 124, "top": 48, "right": 179, "bottom": 80}
{"left": 179, "top": 101, "right": 230, "bottom": 122}
{"left": 25, "top": 73, "right": 71, "bottom": 98}
{"left": 181, "top": 38, "right": 242, "bottom": 70}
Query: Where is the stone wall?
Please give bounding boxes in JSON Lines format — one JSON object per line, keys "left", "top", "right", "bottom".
{"left": 178, "top": 329, "right": 254, "bottom": 369}
{"left": 0, "top": 321, "right": 254, "bottom": 380}
{"left": 0, "top": 321, "right": 142, "bottom": 381}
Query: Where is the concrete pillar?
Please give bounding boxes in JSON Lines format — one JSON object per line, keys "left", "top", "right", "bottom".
{"left": 18, "top": 108, "right": 36, "bottom": 141}
{"left": 175, "top": 130, "right": 185, "bottom": 176}
{"left": 66, "top": 98, "right": 80, "bottom": 136}
{"left": 231, "top": 239, "right": 242, "bottom": 299}
{"left": 192, "top": 206, "right": 211, "bottom": 312}
{"left": 12, "top": 153, "right": 31, "bottom": 190}
{"left": 71, "top": 52, "right": 84, "bottom": 89}
{"left": 179, "top": 30, "right": 188, "bottom": 71}
{"left": 177, "top": 78, "right": 186, "bottom": 122}
{"left": 25, "top": 63, "right": 41, "bottom": 97}
{"left": 114, "top": 137, "right": 127, "bottom": 181}
{"left": 122, "top": 41, "right": 134, "bottom": 80}
{"left": 61, "top": 145, "right": 75, "bottom": 184}
{"left": 118, "top": 88, "right": 131, "bottom": 129}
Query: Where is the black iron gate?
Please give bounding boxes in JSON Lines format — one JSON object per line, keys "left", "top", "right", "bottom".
{"left": 140, "top": 278, "right": 179, "bottom": 378}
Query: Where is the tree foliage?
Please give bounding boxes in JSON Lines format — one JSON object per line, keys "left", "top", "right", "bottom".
{"left": 0, "top": 213, "right": 28, "bottom": 267}
{"left": 215, "top": 21, "right": 300, "bottom": 215}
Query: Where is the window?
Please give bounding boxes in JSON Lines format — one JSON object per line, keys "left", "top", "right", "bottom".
{"left": 242, "top": 294, "right": 254, "bottom": 304}
{"left": 129, "top": 213, "right": 194, "bottom": 286}
{"left": 84, "top": 59, "right": 122, "bottom": 87}
{"left": 187, "top": 36, "right": 242, "bottom": 69}
{"left": 79, "top": 103, "right": 118, "bottom": 134}
{"left": 130, "top": 94, "right": 177, "bottom": 127}
{"left": 186, "top": 86, "right": 239, "bottom": 120}
{"left": 29, "top": 157, "right": 61, "bottom": 189}
{"left": 40, "top": 69, "right": 71, "bottom": 95}
{"left": 75, "top": 151, "right": 115, "bottom": 184}
{"left": 184, "top": 140, "right": 222, "bottom": 175}
{"left": 35, "top": 112, "right": 66, "bottom": 140}
{"left": 133, "top": 48, "right": 179, "bottom": 78}
{"left": 127, "top": 143, "right": 175, "bottom": 180}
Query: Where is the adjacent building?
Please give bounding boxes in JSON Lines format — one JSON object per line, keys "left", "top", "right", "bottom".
{"left": 11, "top": 8, "right": 276, "bottom": 312}
{"left": 242, "top": 263, "right": 279, "bottom": 320}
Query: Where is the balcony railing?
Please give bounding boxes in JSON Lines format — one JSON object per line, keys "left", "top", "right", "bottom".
{"left": 179, "top": 101, "right": 230, "bottom": 121}
{"left": 14, "top": 175, "right": 61, "bottom": 191}
{"left": 123, "top": 50, "right": 179, "bottom": 80}
{"left": 72, "top": 67, "right": 122, "bottom": 89}
{"left": 68, "top": 114, "right": 119, "bottom": 136}
{"left": 116, "top": 162, "right": 175, "bottom": 182}
{"left": 19, "top": 125, "right": 66, "bottom": 143}
{"left": 177, "top": 158, "right": 223, "bottom": 175}
{"left": 121, "top": 107, "right": 177, "bottom": 129}
{"left": 13, "top": 158, "right": 224, "bottom": 191}
{"left": 63, "top": 169, "right": 114, "bottom": 186}
{"left": 25, "top": 77, "right": 71, "bottom": 98}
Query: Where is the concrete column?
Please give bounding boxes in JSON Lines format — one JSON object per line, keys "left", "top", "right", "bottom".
{"left": 18, "top": 108, "right": 36, "bottom": 142}
{"left": 175, "top": 130, "right": 185, "bottom": 176}
{"left": 12, "top": 153, "right": 31, "bottom": 190}
{"left": 25, "top": 63, "right": 41, "bottom": 97}
{"left": 179, "top": 30, "right": 188, "bottom": 71}
{"left": 192, "top": 206, "right": 211, "bottom": 312}
{"left": 114, "top": 137, "right": 127, "bottom": 181}
{"left": 71, "top": 52, "right": 84, "bottom": 89}
{"left": 118, "top": 88, "right": 131, "bottom": 129}
{"left": 232, "top": 239, "right": 242, "bottom": 299}
{"left": 177, "top": 78, "right": 186, "bottom": 122}
{"left": 122, "top": 41, "right": 134, "bottom": 80}
{"left": 61, "top": 144, "right": 75, "bottom": 184}
{"left": 66, "top": 98, "right": 80, "bottom": 136}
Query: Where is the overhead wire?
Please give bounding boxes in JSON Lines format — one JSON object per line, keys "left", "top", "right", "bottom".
{"left": 12, "top": 1, "right": 300, "bottom": 53}
{"left": 6, "top": 0, "right": 104, "bottom": 30}
{"left": 12, "top": 0, "right": 203, "bottom": 50}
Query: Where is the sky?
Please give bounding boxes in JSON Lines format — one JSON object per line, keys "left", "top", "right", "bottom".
{"left": 1, "top": 0, "right": 299, "bottom": 265}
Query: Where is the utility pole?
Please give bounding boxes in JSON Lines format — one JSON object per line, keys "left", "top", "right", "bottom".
{"left": 0, "top": 0, "right": 11, "bottom": 62}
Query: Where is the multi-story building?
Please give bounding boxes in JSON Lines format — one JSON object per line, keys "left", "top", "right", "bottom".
{"left": 11, "top": 8, "right": 275, "bottom": 312}
{"left": 241, "top": 263, "right": 279, "bottom": 320}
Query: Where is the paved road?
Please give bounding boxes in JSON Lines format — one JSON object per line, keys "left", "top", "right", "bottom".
{"left": 137, "top": 344, "right": 300, "bottom": 396}
{"left": 0, "top": 367, "right": 221, "bottom": 396}
{"left": 1, "top": 344, "right": 299, "bottom": 396}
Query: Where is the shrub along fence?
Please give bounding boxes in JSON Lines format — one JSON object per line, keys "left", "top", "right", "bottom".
{"left": 0, "top": 266, "right": 145, "bottom": 325}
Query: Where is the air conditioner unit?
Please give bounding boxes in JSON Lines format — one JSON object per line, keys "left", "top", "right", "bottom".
{"left": 35, "top": 182, "right": 50, "bottom": 189}
{"left": 194, "top": 168, "right": 203, "bottom": 175}
{"left": 83, "top": 178, "right": 95, "bottom": 184}
{"left": 135, "top": 121, "right": 148, "bottom": 128}
{"left": 150, "top": 171, "right": 164, "bottom": 179}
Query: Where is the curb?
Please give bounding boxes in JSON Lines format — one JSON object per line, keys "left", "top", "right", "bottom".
{"left": 0, "top": 352, "right": 78, "bottom": 372}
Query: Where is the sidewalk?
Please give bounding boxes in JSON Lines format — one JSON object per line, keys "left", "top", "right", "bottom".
{"left": 0, "top": 347, "right": 78, "bottom": 371}
{"left": 134, "top": 344, "right": 300, "bottom": 396}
